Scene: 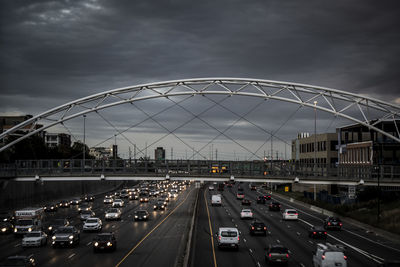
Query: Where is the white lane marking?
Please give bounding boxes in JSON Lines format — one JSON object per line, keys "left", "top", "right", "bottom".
{"left": 300, "top": 263, "right": 305, "bottom": 267}
{"left": 235, "top": 224, "right": 238, "bottom": 227}
{"left": 297, "top": 232, "right": 301, "bottom": 236}
{"left": 308, "top": 240, "right": 313, "bottom": 244}
{"left": 287, "top": 225, "right": 291, "bottom": 228}
{"left": 112, "top": 225, "right": 115, "bottom": 228}
{"left": 243, "top": 238, "right": 247, "bottom": 242}
{"left": 257, "top": 262, "right": 261, "bottom": 267}
{"left": 128, "top": 215, "right": 131, "bottom": 217}
{"left": 276, "top": 239, "right": 280, "bottom": 243}
{"left": 249, "top": 248, "right": 253, "bottom": 253}
{"left": 68, "top": 253, "right": 75, "bottom": 259}
{"left": 231, "top": 219, "right": 234, "bottom": 222}
{"left": 268, "top": 231, "right": 271, "bottom": 235}
{"left": 14, "top": 244, "right": 20, "bottom": 248}
{"left": 86, "top": 242, "right": 91, "bottom": 246}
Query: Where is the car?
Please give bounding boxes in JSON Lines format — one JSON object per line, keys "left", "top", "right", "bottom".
{"left": 112, "top": 199, "right": 124, "bottom": 207}
{"left": 47, "top": 218, "right": 69, "bottom": 234}
{"left": 80, "top": 210, "right": 95, "bottom": 221}
{"left": 216, "top": 227, "right": 239, "bottom": 250}
{"left": 84, "top": 195, "right": 95, "bottom": 202}
{"left": 249, "top": 220, "right": 267, "bottom": 236}
{"left": 265, "top": 244, "right": 290, "bottom": 265}
{"left": 103, "top": 197, "right": 113, "bottom": 204}
{"left": 0, "top": 255, "right": 36, "bottom": 267}
{"left": 51, "top": 226, "right": 80, "bottom": 247}
{"left": 83, "top": 218, "right": 102, "bottom": 232}
{"left": 114, "top": 191, "right": 120, "bottom": 197}
{"left": 208, "top": 186, "right": 215, "bottom": 191}
{"left": 70, "top": 198, "right": 81, "bottom": 205}
{"left": 256, "top": 196, "right": 266, "bottom": 204}
{"left": 241, "top": 199, "right": 251, "bottom": 206}
{"left": 0, "top": 222, "right": 14, "bottom": 234}
{"left": 211, "top": 194, "right": 222, "bottom": 206}
{"left": 105, "top": 208, "right": 122, "bottom": 220}
{"left": 153, "top": 201, "right": 166, "bottom": 210}
{"left": 22, "top": 231, "right": 48, "bottom": 247}
{"left": 236, "top": 192, "right": 245, "bottom": 200}
{"left": 312, "top": 243, "right": 347, "bottom": 267}
{"left": 309, "top": 226, "right": 328, "bottom": 239}
{"left": 263, "top": 194, "right": 272, "bottom": 200}
{"left": 78, "top": 204, "right": 92, "bottom": 213}
{"left": 129, "top": 193, "right": 139, "bottom": 200}
{"left": 93, "top": 233, "right": 117, "bottom": 252}
{"left": 323, "top": 217, "right": 343, "bottom": 230}
{"left": 282, "top": 209, "right": 298, "bottom": 220}
{"left": 140, "top": 196, "right": 149, "bottom": 202}
{"left": 120, "top": 192, "right": 129, "bottom": 198}
{"left": 250, "top": 184, "right": 257, "bottom": 190}
{"left": 59, "top": 200, "right": 70, "bottom": 208}
{"left": 0, "top": 211, "right": 14, "bottom": 223}
{"left": 240, "top": 209, "right": 254, "bottom": 219}
{"left": 160, "top": 194, "right": 169, "bottom": 202}
{"left": 44, "top": 203, "right": 58, "bottom": 212}
{"left": 269, "top": 201, "right": 281, "bottom": 211}
{"left": 134, "top": 210, "right": 149, "bottom": 221}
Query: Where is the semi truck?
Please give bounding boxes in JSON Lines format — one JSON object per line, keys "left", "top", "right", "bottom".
{"left": 14, "top": 208, "right": 44, "bottom": 235}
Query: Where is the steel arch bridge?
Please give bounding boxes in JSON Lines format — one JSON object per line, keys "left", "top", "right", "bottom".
{"left": 1, "top": 77, "right": 400, "bottom": 152}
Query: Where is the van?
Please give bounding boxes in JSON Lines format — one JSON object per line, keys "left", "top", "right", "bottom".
{"left": 216, "top": 227, "right": 239, "bottom": 250}
{"left": 211, "top": 194, "right": 222, "bottom": 206}
{"left": 313, "top": 243, "right": 347, "bottom": 267}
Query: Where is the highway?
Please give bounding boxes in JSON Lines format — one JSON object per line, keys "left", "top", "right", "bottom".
{"left": 189, "top": 182, "right": 400, "bottom": 267}
{"left": 1, "top": 181, "right": 400, "bottom": 266}
{"left": 0, "top": 181, "right": 197, "bottom": 267}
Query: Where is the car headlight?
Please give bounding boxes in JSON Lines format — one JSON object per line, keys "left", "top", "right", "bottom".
{"left": 1, "top": 228, "right": 6, "bottom": 232}
{"left": 14, "top": 228, "right": 17, "bottom": 232}
{"left": 143, "top": 216, "right": 147, "bottom": 218}
{"left": 52, "top": 236, "right": 56, "bottom": 240}
{"left": 94, "top": 242, "right": 98, "bottom": 246}
{"left": 48, "top": 226, "right": 53, "bottom": 230}
{"left": 69, "top": 235, "right": 74, "bottom": 240}
{"left": 161, "top": 205, "right": 164, "bottom": 208}
{"left": 134, "top": 215, "right": 138, "bottom": 218}
{"left": 28, "top": 228, "right": 32, "bottom": 232}
{"left": 107, "top": 241, "right": 112, "bottom": 246}
{"left": 154, "top": 205, "right": 157, "bottom": 209}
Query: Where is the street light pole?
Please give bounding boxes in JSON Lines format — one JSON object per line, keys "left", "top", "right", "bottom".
{"left": 314, "top": 101, "right": 317, "bottom": 201}
{"left": 83, "top": 114, "right": 86, "bottom": 167}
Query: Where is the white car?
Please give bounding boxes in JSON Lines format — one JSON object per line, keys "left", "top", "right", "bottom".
{"left": 211, "top": 194, "right": 222, "bottom": 206}
{"left": 80, "top": 210, "right": 95, "bottom": 221}
{"left": 83, "top": 218, "right": 102, "bottom": 232}
{"left": 313, "top": 243, "right": 347, "bottom": 267}
{"left": 105, "top": 208, "right": 122, "bottom": 220}
{"left": 216, "top": 227, "right": 239, "bottom": 250}
{"left": 208, "top": 186, "right": 215, "bottom": 191}
{"left": 240, "top": 209, "right": 254, "bottom": 219}
{"left": 103, "top": 197, "right": 113, "bottom": 204}
{"left": 112, "top": 199, "right": 124, "bottom": 207}
{"left": 22, "top": 231, "right": 47, "bottom": 247}
{"left": 282, "top": 209, "right": 298, "bottom": 220}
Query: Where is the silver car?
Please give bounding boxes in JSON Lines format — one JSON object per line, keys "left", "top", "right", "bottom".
{"left": 22, "top": 231, "right": 47, "bottom": 247}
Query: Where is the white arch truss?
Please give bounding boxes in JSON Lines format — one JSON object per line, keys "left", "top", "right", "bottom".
{"left": 1, "top": 77, "right": 400, "bottom": 152}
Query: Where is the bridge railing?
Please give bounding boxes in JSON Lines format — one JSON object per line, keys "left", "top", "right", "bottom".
{"left": 0, "top": 159, "right": 399, "bottom": 182}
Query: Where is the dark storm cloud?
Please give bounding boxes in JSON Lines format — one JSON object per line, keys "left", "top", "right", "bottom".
{"left": 1, "top": 0, "right": 400, "bottom": 158}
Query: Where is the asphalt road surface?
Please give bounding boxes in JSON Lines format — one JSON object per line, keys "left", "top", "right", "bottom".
{"left": 189, "top": 182, "right": 400, "bottom": 267}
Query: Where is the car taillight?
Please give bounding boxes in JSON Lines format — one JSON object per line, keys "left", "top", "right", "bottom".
{"left": 322, "top": 255, "right": 325, "bottom": 260}
{"left": 251, "top": 227, "right": 254, "bottom": 230}
{"left": 324, "top": 232, "right": 327, "bottom": 235}
{"left": 328, "top": 222, "right": 331, "bottom": 225}
{"left": 344, "top": 255, "right": 347, "bottom": 260}
{"left": 218, "top": 236, "right": 221, "bottom": 241}
{"left": 237, "top": 236, "right": 240, "bottom": 241}
{"left": 339, "top": 223, "right": 343, "bottom": 226}
{"left": 286, "top": 254, "right": 289, "bottom": 258}
{"left": 268, "top": 253, "right": 272, "bottom": 258}
{"left": 313, "top": 232, "right": 316, "bottom": 235}
{"left": 264, "top": 227, "right": 267, "bottom": 230}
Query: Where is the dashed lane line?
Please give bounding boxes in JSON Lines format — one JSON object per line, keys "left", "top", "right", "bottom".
{"left": 68, "top": 253, "right": 75, "bottom": 259}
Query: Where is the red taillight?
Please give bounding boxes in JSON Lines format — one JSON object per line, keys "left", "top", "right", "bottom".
{"left": 264, "top": 227, "right": 267, "bottom": 230}
{"left": 313, "top": 232, "right": 316, "bottom": 235}
{"left": 286, "top": 254, "right": 289, "bottom": 258}
{"left": 322, "top": 255, "right": 325, "bottom": 260}
{"left": 339, "top": 223, "right": 343, "bottom": 226}
{"left": 344, "top": 255, "right": 347, "bottom": 260}
{"left": 324, "top": 232, "right": 327, "bottom": 235}
{"left": 268, "top": 253, "right": 272, "bottom": 258}
{"left": 218, "top": 236, "right": 221, "bottom": 241}
{"left": 237, "top": 236, "right": 240, "bottom": 241}
{"left": 251, "top": 226, "right": 255, "bottom": 230}
{"left": 328, "top": 222, "right": 331, "bottom": 226}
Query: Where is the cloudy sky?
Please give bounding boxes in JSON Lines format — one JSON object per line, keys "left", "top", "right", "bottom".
{"left": 1, "top": 0, "right": 400, "bottom": 160}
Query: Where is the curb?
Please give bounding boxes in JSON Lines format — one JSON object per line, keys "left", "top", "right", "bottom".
{"left": 271, "top": 191, "right": 400, "bottom": 245}
{"left": 182, "top": 187, "right": 200, "bottom": 267}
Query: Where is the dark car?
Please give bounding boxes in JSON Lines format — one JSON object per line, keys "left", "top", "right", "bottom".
{"left": 134, "top": 210, "right": 149, "bottom": 221}
{"left": 84, "top": 195, "right": 95, "bottom": 202}
{"left": 51, "top": 226, "right": 80, "bottom": 247}
{"left": 269, "top": 202, "right": 281, "bottom": 211}
{"left": 0, "top": 211, "right": 14, "bottom": 223}
{"left": 263, "top": 194, "right": 271, "bottom": 200}
{"left": 93, "top": 233, "right": 117, "bottom": 252}
{"left": 241, "top": 199, "right": 251, "bottom": 206}
{"left": 265, "top": 244, "right": 289, "bottom": 265}
{"left": 154, "top": 200, "right": 166, "bottom": 210}
{"left": 256, "top": 196, "right": 266, "bottom": 204}
{"left": 78, "top": 204, "right": 92, "bottom": 213}
{"left": 0, "top": 255, "right": 36, "bottom": 267}
{"left": 47, "top": 219, "right": 69, "bottom": 234}
{"left": 129, "top": 193, "right": 139, "bottom": 200}
{"left": 70, "top": 198, "right": 81, "bottom": 205}
{"left": 44, "top": 203, "right": 58, "bottom": 212}
{"left": 250, "top": 220, "right": 267, "bottom": 236}
{"left": 250, "top": 185, "right": 257, "bottom": 191}
{"left": 0, "top": 222, "right": 14, "bottom": 234}
{"left": 323, "top": 217, "right": 343, "bottom": 230}
{"left": 59, "top": 200, "right": 70, "bottom": 208}
{"left": 308, "top": 226, "right": 327, "bottom": 239}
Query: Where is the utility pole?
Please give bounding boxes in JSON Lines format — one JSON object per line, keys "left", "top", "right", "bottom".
{"left": 129, "top": 146, "right": 131, "bottom": 164}
{"left": 314, "top": 100, "right": 318, "bottom": 201}
{"left": 234, "top": 150, "right": 236, "bottom": 161}
{"left": 134, "top": 144, "right": 136, "bottom": 162}
{"left": 171, "top": 147, "right": 173, "bottom": 160}
{"left": 192, "top": 147, "right": 195, "bottom": 160}
{"left": 145, "top": 142, "right": 147, "bottom": 159}
{"left": 270, "top": 134, "right": 273, "bottom": 171}
{"left": 216, "top": 148, "right": 218, "bottom": 161}
{"left": 83, "top": 114, "right": 86, "bottom": 165}
{"left": 211, "top": 144, "right": 214, "bottom": 161}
